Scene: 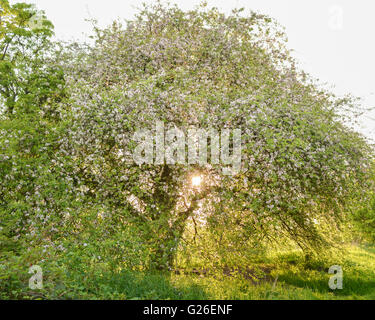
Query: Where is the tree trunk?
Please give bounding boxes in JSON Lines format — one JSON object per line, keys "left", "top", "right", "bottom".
{"left": 150, "top": 231, "right": 180, "bottom": 271}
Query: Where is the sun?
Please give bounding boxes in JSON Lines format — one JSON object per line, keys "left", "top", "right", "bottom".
{"left": 191, "top": 175, "right": 202, "bottom": 187}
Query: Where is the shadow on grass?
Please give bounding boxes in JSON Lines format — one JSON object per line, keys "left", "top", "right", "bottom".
{"left": 277, "top": 272, "right": 375, "bottom": 298}
{"left": 81, "top": 270, "right": 209, "bottom": 300}
{"left": 272, "top": 247, "right": 375, "bottom": 298}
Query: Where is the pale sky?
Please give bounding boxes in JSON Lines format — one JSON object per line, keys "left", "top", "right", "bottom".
{"left": 12, "top": 0, "right": 375, "bottom": 141}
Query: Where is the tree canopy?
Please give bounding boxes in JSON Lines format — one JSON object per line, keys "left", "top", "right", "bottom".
{"left": 55, "top": 3, "right": 373, "bottom": 269}
{"left": 0, "top": 0, "right": 63, "bottom": 117}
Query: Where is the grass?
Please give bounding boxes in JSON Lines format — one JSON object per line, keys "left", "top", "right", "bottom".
{"left": 168, "top": 244, "right": 375, "bottom": 300}
{"left": 34, "top": 244, "right": 375, "bottom": 300}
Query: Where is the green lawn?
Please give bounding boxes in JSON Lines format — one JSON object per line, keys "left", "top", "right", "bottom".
{"left": 37, "top": 244, "right": 374, "bottom": 300}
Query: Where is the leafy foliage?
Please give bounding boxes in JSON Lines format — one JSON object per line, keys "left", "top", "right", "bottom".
{"left": 0, "top": 0, "right": 64, "bottom": 117}
{"left": 353, "top": 193, "right": 375, "bottom": 242}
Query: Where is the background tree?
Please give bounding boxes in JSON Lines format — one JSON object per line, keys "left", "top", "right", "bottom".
{"left": 0, "top": 1, "right": 66, "bottom": 261}
{"left": 0, "top": 0, "right": 64, "bottom": 117}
